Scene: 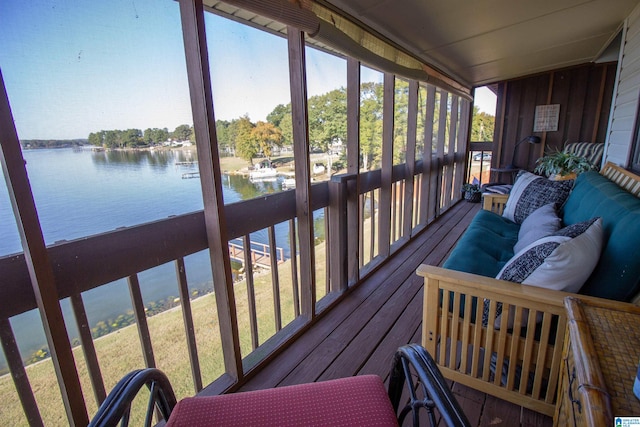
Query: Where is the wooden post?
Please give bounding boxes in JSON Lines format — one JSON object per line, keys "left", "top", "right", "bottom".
{"left": 403, "top": 80, "right": 419, "bottom": 237}
{"left": 435, "top": 90, "right": 448, "bottom": 214}
{"left": 346, "top": 57, "right": 360, "bottom": 286}
{"left": 328, "top": 174, "right": 350, "bottom": 292}
{"left": 493, "top": 82, "right": 508, "bottom": 182}
{"left": 179, "top": 0, "right": 242, "bottom": 381}
{"left": 443, "top": 95, "right": 458, "bottom": 209}
{"left": 242, "top": 234, "right": 259, "bottom": 349}
{"left": 378, "top": 73, "right": 395, "bottom": 257}
{"left": 420, "top": 84, "right": 436, "bottom": 224}
{"left": 0, "top": 70, "right": 88, "bottom": 425}
{"left": 287, "top": 26, "right": 316, "bottom": 320}
{"left": 454, "top": 99, "right": 471, "bottom": 196}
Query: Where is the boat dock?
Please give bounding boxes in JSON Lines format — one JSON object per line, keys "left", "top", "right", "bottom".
{"left": 228, "top": 241, "right": 286, "bottom": 269}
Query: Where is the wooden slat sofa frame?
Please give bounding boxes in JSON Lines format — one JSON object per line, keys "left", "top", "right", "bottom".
{"left": 417, "top": 162, "right": 640, "bottom": 417}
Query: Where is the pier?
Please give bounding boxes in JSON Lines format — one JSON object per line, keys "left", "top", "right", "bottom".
{"left": 228, "top": 241, "right": 286, "bottom": 269}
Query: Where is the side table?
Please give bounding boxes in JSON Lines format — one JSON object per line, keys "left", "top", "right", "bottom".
{"left": 554, "top": 297, "right": 640, "bottom": 426}
{"left": 490, "top": 167, "right": 521, "bottom": 183}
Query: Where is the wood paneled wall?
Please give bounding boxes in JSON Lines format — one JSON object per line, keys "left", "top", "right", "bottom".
{"left": 492, "top": 62, "right": 617, "bottom": 178}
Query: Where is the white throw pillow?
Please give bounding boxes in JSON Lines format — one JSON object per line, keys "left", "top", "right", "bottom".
{"left": 484, "top": 218, "right": 603, "bottom": 329}
{"left": 502, "top": 171, "right": 574, "bottom": 224}
{"left": 513, "top": 203, "right": 561, "bottom": 253}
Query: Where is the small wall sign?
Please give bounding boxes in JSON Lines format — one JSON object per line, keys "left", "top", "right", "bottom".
{"left": 534, "top": 104, "right": 560, "bottom": 132}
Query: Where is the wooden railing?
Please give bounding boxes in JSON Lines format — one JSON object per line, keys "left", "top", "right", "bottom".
{"left": 468, "top": 141, "right": 494, "bottom": 186}
{"left": 0, "top": 153, "right": 469, "bottom": 424}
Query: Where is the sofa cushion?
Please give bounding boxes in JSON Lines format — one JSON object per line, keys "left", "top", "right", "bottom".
{"left": 443, "top": 209, "right": 519, "bottom": 278}
{"left": 562, "top": 171, "right": 640, "bottom": 301}
{"left": 442, "top": 209, "right": 519, "bottom": 322}
{"left": 513, "top": 203, "right": 561, "bottom": 253}
{"left": 502, "top": 171, "right": 574, "bottom": 224}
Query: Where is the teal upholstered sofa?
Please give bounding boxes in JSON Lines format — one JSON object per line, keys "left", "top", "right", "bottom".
{"left": 444, "top": 165, "right": 640, "bottom": 302}
{"left": 416, "top": 162, "right": 640, "bottom": 416}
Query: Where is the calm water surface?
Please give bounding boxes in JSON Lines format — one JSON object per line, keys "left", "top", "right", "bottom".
{"left": 0, "top": 147, "right": 297, "bottom": 368}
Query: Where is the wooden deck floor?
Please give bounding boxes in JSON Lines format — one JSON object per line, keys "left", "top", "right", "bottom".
{"left": 235, "top": 201, "right": 553, "bottom": 426}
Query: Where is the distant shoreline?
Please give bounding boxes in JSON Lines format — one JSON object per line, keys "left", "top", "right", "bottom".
{"left": 20, "top": 139, "right": 87, "bottom": 149}
{"left": 19, "top": 143, "right": 330, "bottom": 179}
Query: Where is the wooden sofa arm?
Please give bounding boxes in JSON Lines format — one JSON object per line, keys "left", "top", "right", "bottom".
{"left": 482, "top": 193, "right": 509, "bottom": 214}
{"left": 416, "top": 264, "right": 572, "bottom": 416}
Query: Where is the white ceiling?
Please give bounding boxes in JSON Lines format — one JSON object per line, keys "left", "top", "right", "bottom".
{"left": 322, "top": 0, "right": 640, "bottom": 87}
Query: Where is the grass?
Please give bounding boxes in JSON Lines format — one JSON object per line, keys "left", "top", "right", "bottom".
{"left": 218, "top": 154, "right": 296, "bottom": 175}
{"left": 218, "top": 154, "right": 252, "bottom": 173}
{"left": 0, "top": 240, "right": 329, "bottom": 426}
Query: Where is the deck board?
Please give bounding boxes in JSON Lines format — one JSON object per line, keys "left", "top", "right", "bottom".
{"left": 236, "top": 200, "right": 553, "bottom": 426}
{"left": 357, "top": 286, "right": 423, "bottom": 378}
{"left": 452, "top": 382, "right": 485, "bottom": 425}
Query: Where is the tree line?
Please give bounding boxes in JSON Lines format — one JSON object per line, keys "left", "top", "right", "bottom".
{"left": 20, "top": 139, "right": 87, "bottom": 149}
{"left": 216, "top": 81, "right": 494, "bottom": 169}
{"left": 88, "top": 124, "right": 195, "bottom": 149}
{"left": 216, "top": 81, "right": 390, "bottom": 169}
{"left": 87, "top": 81, "right": 494, "bottom": 170}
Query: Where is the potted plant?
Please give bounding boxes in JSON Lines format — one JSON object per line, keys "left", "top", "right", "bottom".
{"left": 534, "top": 150, "right": 596, "bottom": 180}
{"left": 462, "top": 183, "right": 482, "bottom": 203}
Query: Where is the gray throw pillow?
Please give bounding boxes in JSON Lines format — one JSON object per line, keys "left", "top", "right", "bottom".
{"left": 513, "top": 203, "right": 561, "bottom": 253}
{"left": 502, "top": 171, "right": 574, "bottom": 224}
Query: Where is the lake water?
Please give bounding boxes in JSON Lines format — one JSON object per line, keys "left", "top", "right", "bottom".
{"left": 0, "top": 147, "right": 299, "bottom": 369}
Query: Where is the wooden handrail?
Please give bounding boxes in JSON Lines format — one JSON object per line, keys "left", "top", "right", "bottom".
{"left": 0, "top": 163, "right": 444, "bottom": 320}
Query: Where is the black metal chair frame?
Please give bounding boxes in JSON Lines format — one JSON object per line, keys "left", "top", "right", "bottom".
{"left": 90, "top": 344, "right": 470, "bottom": 427}
{"left": 88, "top": 368, "right": 176, "bottom": 427}
{"left": 389, "top": 344, "right": 470, "bottom": 427}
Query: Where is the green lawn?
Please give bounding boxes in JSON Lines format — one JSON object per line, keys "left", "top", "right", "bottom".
{"left": 0, "top": 241, "right": 329, "bottom": 426}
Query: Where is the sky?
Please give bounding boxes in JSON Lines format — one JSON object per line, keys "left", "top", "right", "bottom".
{"left": 0, "top": 0, "right": 495, "bottom": 140}
{"left": 475, "top": 86, "right": 496, "bottom": 114}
